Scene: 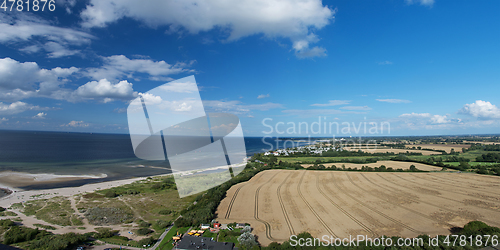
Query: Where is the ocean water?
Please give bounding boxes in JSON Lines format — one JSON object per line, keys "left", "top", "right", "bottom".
{"left": 0, "top": 130, "right": 311, "bottom": 189}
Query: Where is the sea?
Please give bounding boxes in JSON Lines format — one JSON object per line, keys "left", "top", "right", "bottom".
{"left": 0, "top": 130, "right": 312, "bottom": 190}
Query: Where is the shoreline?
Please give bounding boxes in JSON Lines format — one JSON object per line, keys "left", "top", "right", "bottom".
{"left": 0, "top": 160, "right": 248, "bottom": 208}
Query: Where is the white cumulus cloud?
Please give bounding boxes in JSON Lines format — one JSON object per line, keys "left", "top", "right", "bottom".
{"left": 33, "top": 112, "right": 47, "bottom": 119}
{"left": 0, "top": 57, "right": 79, "bottom": 102}
{"left": 0, "top": 101, "right": 50, "bottom": 115}
{"left": 73, "top": 79, "right": 138, "bottom": 103}
{"left": 80, "top": 0, "right": 335, "bottom": 58}
{"left": 257, "top": 94, "right": 270, "bottom": 99}
{"left": 459, "top": 100, "right": 500, "bottom": 119}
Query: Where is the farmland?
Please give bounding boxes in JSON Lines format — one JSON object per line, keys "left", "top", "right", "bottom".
{"left": 301, "top": 160, "right": 442, "bottom": 171}
{"left": 344, "top": 147, "right": 441, "bottom": 155}
{"left": 216, "top": 169, "right": 500, "bottom": 246}
{"left": 404, "top": 144, "right": 471, "bottom": 153}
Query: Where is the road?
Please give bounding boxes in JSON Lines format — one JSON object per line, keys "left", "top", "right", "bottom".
{"left": 150, "top": 224, "right": 173, "bottom": 250}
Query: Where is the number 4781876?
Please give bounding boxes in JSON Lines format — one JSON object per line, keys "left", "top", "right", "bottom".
{"left": 1, "top": 0, "right": 56, "bottom": 12}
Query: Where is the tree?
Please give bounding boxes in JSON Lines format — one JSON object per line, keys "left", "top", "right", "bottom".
{"left": 241, "top": 225, "right": 252, "bottom": 233}
{"left": 237, "top": 232, "right": 258, "bottom": 249}
{"left": 409, "top": 165, "right": 417, "bottom": 171}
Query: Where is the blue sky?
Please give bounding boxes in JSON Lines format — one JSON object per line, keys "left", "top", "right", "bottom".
{"left": 0, "top": 0, "right": 499, "bottom": 137}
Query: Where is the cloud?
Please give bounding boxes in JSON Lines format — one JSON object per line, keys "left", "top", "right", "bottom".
{"left": 43, "top": 41, "right": 81, "bottom": 58}
{"left": 0, "top": 13, "right": 94, "bottom": 57}
{"left": 257, "top": 94, "right": 270, "bottom": 99}
{"left": 159, "top": 81, "right": 198, "bottom": 93}
{"left": 86, "top": 55, "right": 195, "bottom": 81}
{"left": 0, "top": 101, "right": 50, "bottom": 115}
{"left": 377, "top": 61, "right": 393, "bottom": 65}
{"left": 398, "top": 112, "right": 461, "bottom": 129}
{"left": 311, "top": 100, "right": 351, "bottom": 107}
{"left": 61, "top": 121, "right": 90, "bottom": 127}
{"left": 0, "top": 57, "right": 79, "bottom": 102}
{"left": 73, "top": 79, "right": 138, "bottom": 103}
{"left": 340, "top": 106, "right": 372, "bottom": 111}
{"left": 80, "top": 0, "right": 335, "bottom": 58}
{"left": 282, "top": 108, "right": 367, "bottom": 117}
{"left": 0, "top": 57, "right": 191, "bottom": 103}
{"left": 405, "top": 0, "right": 435, "bottom": 6}
{"left": 459, "top": 100, "right": 500, "bottom": 119}
{"left": 33, "top": 112, "right": 47, "bottom": 119}
{"left": 295, "top": 46, "right": 327, "bottom": 59}
{"left": 203, "top": 100, "right": 283, "bottom": 114}
{"left": 376, "top": 99, "right": 411, "bottom": 104}
{"left": 113, "top": 107, "right": 127, "bottom": 114}
{"left": 0, "top": 117, "right": 8, "bottom": 123}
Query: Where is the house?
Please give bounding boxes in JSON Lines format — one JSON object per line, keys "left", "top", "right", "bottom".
{"left": 176, "top": 235, "right": 235, "bottom": 250}
{"left": 200, "top": 224, "right": 210, "bottom": 230}
{"left": 213, "top": 223, "right": 221, "bottom": 228}
{"left": 235, "top": 223, "right": 246, "bottom": 228}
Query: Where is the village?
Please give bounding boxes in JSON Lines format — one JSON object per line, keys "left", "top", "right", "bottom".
{"left": 167, "top": 221, "right": 250, "bottom": 250}
{"left": 263, "top": 142, "right": 343, "bottom": 156}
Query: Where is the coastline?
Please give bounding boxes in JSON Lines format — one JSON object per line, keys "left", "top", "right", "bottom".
{"left": 0, "top": 174, "right": 148, "bottom": 208}
{"left": 0, "top": 160, "right": 247, "bottom": 208}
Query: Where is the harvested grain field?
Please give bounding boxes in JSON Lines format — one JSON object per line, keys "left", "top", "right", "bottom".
{"left": 216, "top": 170, "right": 500, "bottom": 246}
{"left": 343, "top": 147, "right": 442, "bottom": 155}
{"left": 301, "top": 160, "right": 442, "bottom": 171}
{"left": 405, "top": 144, "right": 471, "bottom": 153}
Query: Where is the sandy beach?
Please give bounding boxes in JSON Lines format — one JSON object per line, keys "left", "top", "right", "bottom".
{"left": 0, "top": 160, "right": 247, "bottom": 208}
{"left": 0, "top": 173, "right": 146, "bottom": 208}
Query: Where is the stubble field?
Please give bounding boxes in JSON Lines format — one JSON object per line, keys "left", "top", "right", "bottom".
{"left": 216, "top": 170, "right": 500, "bottom": 246}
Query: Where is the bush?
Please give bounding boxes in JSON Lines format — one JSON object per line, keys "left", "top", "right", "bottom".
{"left": 138, "top": 221, "right": 151, "bottom": 228}
{"left": 158, "top": 209, "right": 172, "bottom": 215}
{"left": 104, "top": 191, "right": 118, "bottom": 198}
{"left": 94, "top": 227, "right": 117, "bottom": 238}
{"left": 153, "top": 220, "right": 170, "bottom": 230}
{"left": 137, "top": 228, "right": 152, "bottom": 236}
{"left": 138, "top": 237, "right": 155, "bottom": 246}
{"left": 3, "top": 226, "right": 41, "bottom": 245}
{"left": 84, "top": 207, "right": 133, "bottom": 225}
{"left": 0, "top": 219, "right": 14, "bottom": 227}
{"left": 126, "top": 189, "right": 139, "bottom": 195}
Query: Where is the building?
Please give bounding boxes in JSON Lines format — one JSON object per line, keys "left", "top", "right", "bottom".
{"left": 176, "top": 235, "right": 235, "bottom": 250}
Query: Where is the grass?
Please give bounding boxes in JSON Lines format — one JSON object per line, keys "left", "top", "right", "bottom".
{"left": 34, "top": 197, "right": 74, "bottom": 226}
{"left": 70, "top": 214, "right": 84, "bottom": 226}
{"left": 0, "top": 211, "right": 17, "bottom": 216}
{"left": 19, "top": 197, "right": 75, "bottom": 226}
{"left": 157, "top": 226, "right": 190, "bottom": 250}
{"left": 77, "top": 176, "right": 195, "bottom": 228}
{"left": 202, "top": 231, "right": 217, "bottom": 239}
{"left": 218, "top": 228, "right": 242, "bottom": 244}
